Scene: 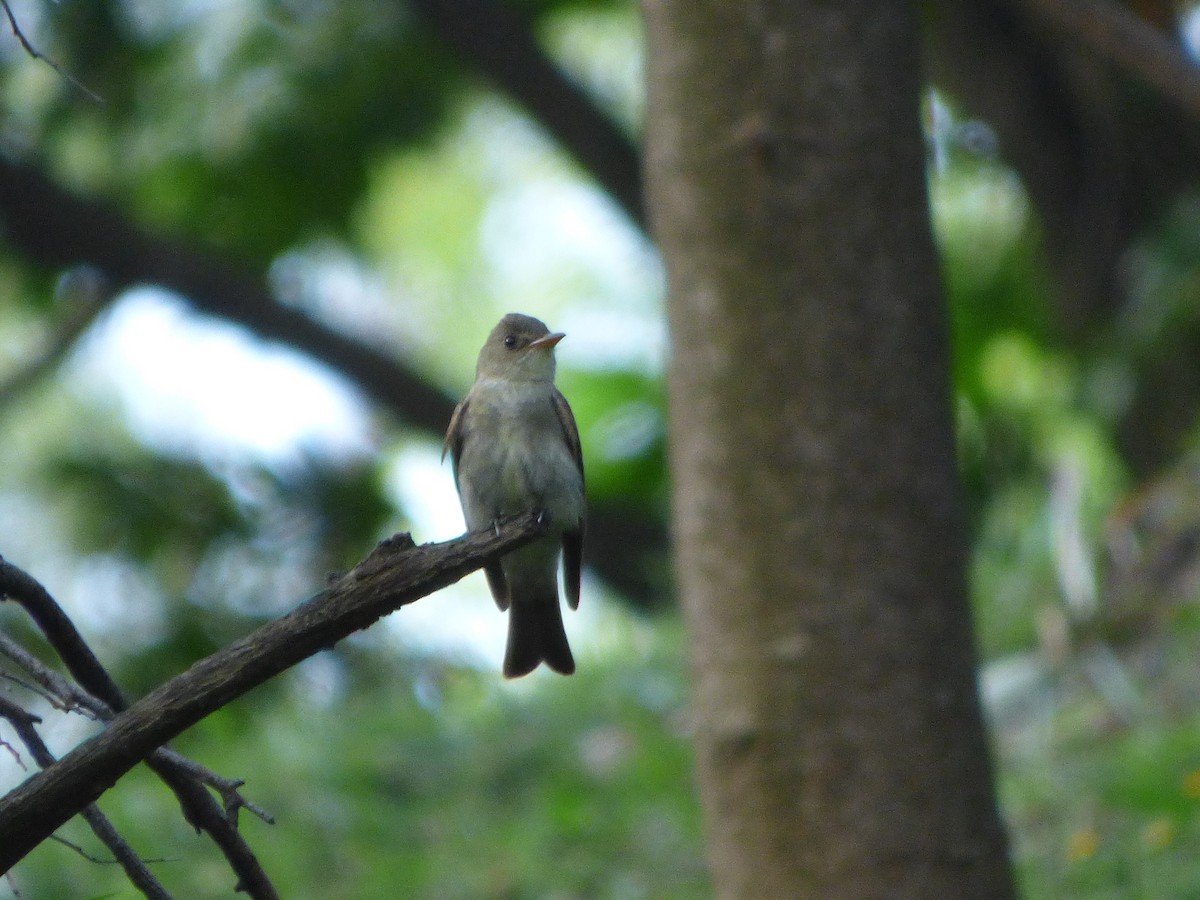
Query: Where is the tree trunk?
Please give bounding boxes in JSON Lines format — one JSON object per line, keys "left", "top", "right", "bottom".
{"left": 643, "top": 2, "right": 1016, "bottom": 897}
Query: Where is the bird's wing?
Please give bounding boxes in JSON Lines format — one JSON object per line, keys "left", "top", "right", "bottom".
{"left": 442, "top": 396, "right": 469, "bottom": 483}
{"left": 562, "top": 530, "right": 583, "bottom": 611}
{"left": 552, "top": 389, "right": 585, "bottom": 610}
{"left": 551, "top": 389, "right": 584, "bottom": 481}
{"left": 444, "top": 395, "right": 511, "bottom": 610}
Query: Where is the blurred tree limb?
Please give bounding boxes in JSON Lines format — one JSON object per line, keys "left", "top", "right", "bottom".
{"left": 0, "top": 0, "right": 1197, "bottom": 607}
{"left": 1021, "top": 0, "right": 1200, "bottom": 119}
{"left": 928, "top": 0, "right": 1200, "bottom": 334}
{"left": 0, "top": 156, "right": 667, "bottom": 608}
{"left": 0, "top": 511, "right": 548, "bottom": 874}
{"left": 0, "top": 268, "right": 114, "bottom": 416}
{"left": 411, "top": 0, "right": 646, "bottom": 229}
{"left": 927, "top": 0, "right": 1200, "bottom": 470}
{"left": 0, "top": 157, "right": 453, "bottom": 436}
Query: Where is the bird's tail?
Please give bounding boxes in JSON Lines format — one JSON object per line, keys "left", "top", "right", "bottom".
{"left": 503, "top": 593, "right": 575, "bottom": 678}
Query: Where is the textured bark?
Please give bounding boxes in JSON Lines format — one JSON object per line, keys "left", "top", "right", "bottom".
{"left": 643, "top": 2, "right": 1015, "bottom": 897}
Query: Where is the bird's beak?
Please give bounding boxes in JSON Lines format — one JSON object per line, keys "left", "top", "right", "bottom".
{"left": 528, "top": 332, "right": 565, "bottom": 350}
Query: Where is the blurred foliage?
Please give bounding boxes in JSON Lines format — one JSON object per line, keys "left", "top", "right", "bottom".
{"left": 12, "top": 627, "right": 704, "bottom": 899}
{"left": 1, "top": 4, "right": 1200, "bottom": 899}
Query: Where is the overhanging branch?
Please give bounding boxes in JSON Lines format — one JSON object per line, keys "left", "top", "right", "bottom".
{"left": 0, "top": 155, "right": 669, "bottom": 609}
{"left": 0, "top": 156, "right": 455, "bottom": 435}
{"left": 410, "top": 0, "right": 646, "bottom": 230}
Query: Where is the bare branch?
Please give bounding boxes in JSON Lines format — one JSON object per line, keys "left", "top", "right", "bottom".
{"left": 0, "top": 513, "right": 548, "bottom": 871}
{"left": 1, "top": 631, "right": 274, "bottom": 828}
{"left": 0, "top": 554, "right": 126, "bottom": 707}
{"left": 48, "top": 833, "right": 173, "bottom": 868}
{"left": 0, "top": 634, "right": 105, "bottom": 717}
{"left": 0, "top": 0, "right": 102, "bottom": 103}
{"left": 0, "top": 559, "right": 279, "bottom": 897}
{"left": 0, "top": 730, "right": 27, "bottom": 770}
{"left": 1, "top": 669, "right": 88, "bottom": 716}
{"left": 154, "top": 750, "right": 275, "bottom": 827}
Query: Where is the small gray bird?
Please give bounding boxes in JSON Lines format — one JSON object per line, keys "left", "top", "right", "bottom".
{"left": 443, "top": 313, "right": 585, "bottom": 677}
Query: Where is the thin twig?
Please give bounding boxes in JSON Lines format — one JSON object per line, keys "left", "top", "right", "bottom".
{"left": 0, "top": 730, "right": 27, "bottom": 769}
{"left": 0, "top": 631, "right": 110, "bottom": 717}
{"left": 1, "top": 669, "right": 79, "bottom": 713}
{"left": 0, "top": 696, "right": 172, "bottom": 898}
{"left": 0, "top": 0, "right": 102, "bottom": 103}
{"left": 155, "top": 749, "right": 276, "bottom": 826}
{"left": 49, "top": 832, "right": 174, "bottom": 867}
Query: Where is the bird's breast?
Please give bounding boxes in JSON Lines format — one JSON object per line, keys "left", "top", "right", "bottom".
{"left": 457, "top": 382, "right": 582, "bottom": 530}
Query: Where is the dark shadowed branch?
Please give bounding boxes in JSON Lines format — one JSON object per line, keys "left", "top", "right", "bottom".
{"left": 0, "top": 156, "right": 454, "bottom": 436}
{"left": 0, "top": 511, "right": 548, "bottom": 872}
{"left": 0, "top": 556, "right": 280, "bottom": 898}
{"left": 410, "top": 0, "right": 646, "bottom": 230}
{"left": 0, "top": 630, "right": 274, "bottom": 828}
{"left": 0, "top": 155, "right": 669, "bottom": 608}
{"left": 927, "top": 0, "right": 1200, "bottom": 471}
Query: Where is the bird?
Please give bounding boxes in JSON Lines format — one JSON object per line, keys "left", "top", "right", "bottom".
{"left": 443, "top": 313, "right": 585, "bottom": 677}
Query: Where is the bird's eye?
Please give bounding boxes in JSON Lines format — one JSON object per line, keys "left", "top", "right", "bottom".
{"left": 503, "top": 334, "right": 518, "bottom": 349}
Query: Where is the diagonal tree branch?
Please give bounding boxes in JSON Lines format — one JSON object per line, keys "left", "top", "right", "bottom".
{"left": 0, "top": 630, "right": 274, "bottom": 828}
{"left": 0, "top": 553, "right": 127, "bottom": 706}
{"left": 0, "top": 0, "right": 102, "bottom": 103}
{"left": 0, "top": 512, "right": 549, "bottom": 871}
{"left": 410, "top": 0, "right": 646, "bottom": 230}
{"left": 0, "top": 555, "right": 280, "bottom": 898}
{"left": 0, "top": 156, "right": 454, "bottom": 436}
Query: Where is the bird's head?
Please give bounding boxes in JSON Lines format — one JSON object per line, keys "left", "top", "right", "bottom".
{"left": 475, "top": 313, "right": 565, "bottom": 383}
